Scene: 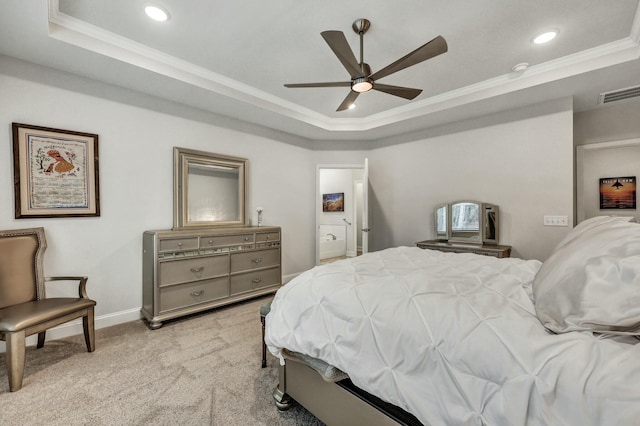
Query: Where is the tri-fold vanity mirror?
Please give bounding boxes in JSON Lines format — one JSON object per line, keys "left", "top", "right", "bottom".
{"left": 173, "top": 147, "right": 248, "bottom": 229}
{"left": 434, "top": 201, "right": 499, "bottom": 245}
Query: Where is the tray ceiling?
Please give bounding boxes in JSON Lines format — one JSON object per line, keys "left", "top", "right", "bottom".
{"left": 0, "top": 0, "right": 639, "bottom": 143}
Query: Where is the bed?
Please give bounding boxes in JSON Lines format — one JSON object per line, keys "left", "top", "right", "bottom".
{"left": 265, "top": 216, "right": 640, "bottom": 425}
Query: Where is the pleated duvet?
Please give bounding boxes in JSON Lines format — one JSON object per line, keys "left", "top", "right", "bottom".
{"left": 265, "top": 246, "right": 640, "bottom": 426}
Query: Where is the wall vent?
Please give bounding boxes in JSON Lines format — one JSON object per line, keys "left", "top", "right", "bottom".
{"left": 598, "top": 85, "right": 640, "bottom": 105}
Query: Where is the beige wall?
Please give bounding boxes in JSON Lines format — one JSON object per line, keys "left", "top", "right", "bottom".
{"left": 0, "top": 67, "right": 319, "bottom": 329}
{"left": 369, "top": 98, "right": 575, "bottom": 261}
{"left": 574, "top": 101, "right": 640, "bottom": 146}
{"left": 0, "top": 56, "right": 581, "bottom": 342}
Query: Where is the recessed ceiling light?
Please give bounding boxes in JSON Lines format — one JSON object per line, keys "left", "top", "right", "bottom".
{"left": 145, "top": 5, "right": 169, "bottom": 22}
{"left": 512, "top": 63, "right": 529, "bottom": 72}
{"left": 533, "top": 31, "right": 557, "bottom": 44}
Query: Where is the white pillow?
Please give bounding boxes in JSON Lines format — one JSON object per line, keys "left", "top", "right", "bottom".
{"left": 533, "top": 216, "right": 640, "bottom": 334}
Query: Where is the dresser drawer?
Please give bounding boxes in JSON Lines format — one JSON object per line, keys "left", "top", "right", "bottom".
{"left": 230, "top": 248, "right": 280, "bottom": 273}
{"left": 200, "top": 234, "right": 253, "bottom": 248}
{"left": 159, "top": 255, "right": 228, "bottom": 286}
{"left": 256, "top": 232, "right": 280, "bottom": 242}
{"left": 159, "top": 277, "right": 229, "bottom": 313}
{"left": 230, "top": 267, "right": 281, "bottom": 295}
{"left": 159, "top": 237, "right": 199, "bottom": 252}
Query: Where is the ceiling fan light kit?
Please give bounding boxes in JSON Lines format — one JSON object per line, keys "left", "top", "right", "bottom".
{"left": 284, "top": 18, "right": 447, "bottom": 111}
{"left": 352, "top": 77, "right": 373, "bottom": 93}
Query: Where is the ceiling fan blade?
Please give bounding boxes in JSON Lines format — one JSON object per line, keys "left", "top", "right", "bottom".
{"left": 284, "top": 82, "right": 351, "bottom": 88}
{"left": 373, "top": 83, "right": 422, "bottom": 100}
{"left": 370, "top": 35, "right": 447, "bottom": 81}
{"left": 336, "top": 91, "right": 360, "bottom": 111}
{"left": 321, "top": 31, "right": 362, "bottom": 79}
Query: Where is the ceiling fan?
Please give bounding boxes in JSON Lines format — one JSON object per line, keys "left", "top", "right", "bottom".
{"left": 284, "top": 19, "right": 448, "bottom": 111}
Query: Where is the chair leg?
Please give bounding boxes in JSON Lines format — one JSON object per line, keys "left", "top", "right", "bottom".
{"left": 261, "top": 315, "right": 267, "bottom": 368}
{"left": 37, "top": 331, "right": 46, "bottom": 348}
{"left": 83, "top": 307, "right": 95, "bottom": 353}
{"left": 6, "top": 330, "right": 26, "bottom": 392}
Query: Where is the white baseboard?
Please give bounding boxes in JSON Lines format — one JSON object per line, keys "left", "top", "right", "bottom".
{"left": 0, "top": 307, "right": 141, "bottom": 353}
{"left": 1, "top": 274, "right": 305, "bottom": 353}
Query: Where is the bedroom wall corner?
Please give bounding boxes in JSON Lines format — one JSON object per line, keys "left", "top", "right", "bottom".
{"left": 0, "top": 60, "right": 319, "bottom": 342}
{"left": 368, "top": 98, "right": 574, "bottom": 261}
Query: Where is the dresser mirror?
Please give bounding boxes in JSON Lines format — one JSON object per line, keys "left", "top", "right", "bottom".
{"left": 434, "top": 200, "right": 499, "bottom": 245}
{"left": 173, "top": 147, "right": 248, "bottom": 229}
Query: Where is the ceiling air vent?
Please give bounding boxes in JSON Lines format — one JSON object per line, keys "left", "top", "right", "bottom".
{"left": 598, "top": 85, "right": 640, "bottom": 105}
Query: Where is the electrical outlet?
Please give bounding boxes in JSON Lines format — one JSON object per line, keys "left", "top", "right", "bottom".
{"left": 543, "top": 215, "right": 569, "bottom": 226}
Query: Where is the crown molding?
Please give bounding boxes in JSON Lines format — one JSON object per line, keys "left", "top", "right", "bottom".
{"left": 47, "top": 0, "right": 640, "bottom": 134}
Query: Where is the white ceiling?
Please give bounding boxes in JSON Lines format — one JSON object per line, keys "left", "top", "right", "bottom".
{"left": 1, "top": 0, "right": 640, "bottom": 143}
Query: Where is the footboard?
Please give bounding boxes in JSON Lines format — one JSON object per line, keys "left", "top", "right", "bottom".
{"left": 273, "top": 357, "right": 423, "bottom": 426}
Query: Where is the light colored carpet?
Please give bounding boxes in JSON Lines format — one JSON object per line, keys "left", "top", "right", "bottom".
{"left": 0, "top": 296, "right": 323, "bottom": 425}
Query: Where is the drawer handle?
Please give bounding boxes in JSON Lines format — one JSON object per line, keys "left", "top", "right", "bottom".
{"left": 266, "top": 235, "right": 270, "bottom": 240}
{"left": 207, "top": 240, "right": 214, "bottom": 245}
{"left": 252, "top": 258, "right": 262, "bottom": 264}
{"left": 244, "top": 236, "right": 250, "bottom": 241}
{"left": 177, "top": 242, "right": 183, "bottom": 247}
{"left": 190, "top": 266, "right": 204, "bottom": 273}
{"left": 190, "top": 290, "right": 204, "bottom": 297}
{"left": 252, "top": 278, "right": 262, "bottom": 284}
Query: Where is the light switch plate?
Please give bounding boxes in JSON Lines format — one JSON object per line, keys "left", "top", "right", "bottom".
{"left": 543, "top": 215, "right": 569, "bottom": 226}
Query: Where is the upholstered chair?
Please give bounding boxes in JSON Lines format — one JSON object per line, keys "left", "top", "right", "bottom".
{"left": 0, "top": 227, "right": 96, "bottom": 392}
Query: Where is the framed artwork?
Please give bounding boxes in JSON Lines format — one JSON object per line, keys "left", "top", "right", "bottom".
{"left": 12, "top": 123, "right": 100, "bottom": 218}
{"left": 599, "top": 176, "right": 636, "bottom": 209}
{"left": 322, "top": 192, "right": 344, "bottom": 212}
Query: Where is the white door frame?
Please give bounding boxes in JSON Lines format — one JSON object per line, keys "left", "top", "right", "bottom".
{"left": 316, "top": 162, "right": 368, "bottom": 265}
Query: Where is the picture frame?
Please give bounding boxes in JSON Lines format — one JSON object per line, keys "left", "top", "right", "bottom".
{"left": 599, "top": 176, "right": 636, "bottom": 209}
{"left": 322, "top": 192, "right": 344, "bottom": 212}
{"left": 12, "top": 123, "right": 100, "bottom": 218}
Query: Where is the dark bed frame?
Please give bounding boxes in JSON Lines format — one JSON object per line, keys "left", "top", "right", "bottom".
{"left": 273, "top": 356, "right": 423, "bottom": 426}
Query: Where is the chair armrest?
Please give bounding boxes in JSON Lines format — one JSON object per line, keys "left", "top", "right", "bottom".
{"left": 45, "top": 276, "right": 90, "bottom": 299}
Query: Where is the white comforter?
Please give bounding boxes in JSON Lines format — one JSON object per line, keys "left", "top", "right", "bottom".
{"left": 265, "top": 247, "right": 640, "bottom": 426}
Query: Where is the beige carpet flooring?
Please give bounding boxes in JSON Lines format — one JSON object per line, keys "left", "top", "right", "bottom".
{"left": 0, "top": 296, "right": 323, "bottom": 425}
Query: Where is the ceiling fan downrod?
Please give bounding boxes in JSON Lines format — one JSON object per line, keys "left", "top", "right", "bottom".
{"left": 352, "top": 19, "right": 371, "bottom": 76}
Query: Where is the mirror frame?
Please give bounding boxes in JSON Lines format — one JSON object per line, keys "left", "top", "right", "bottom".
{"left": 173, "top": 147, "right": 248, "bottom": 230}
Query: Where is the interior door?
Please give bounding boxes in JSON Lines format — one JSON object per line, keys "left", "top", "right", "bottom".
{"left": 361, "top": 158, "right": 369, "bottom": 254}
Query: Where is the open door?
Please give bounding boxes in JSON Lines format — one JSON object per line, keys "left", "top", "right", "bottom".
{"left": 361, "top": 158, "right": 370, "bottom": 254}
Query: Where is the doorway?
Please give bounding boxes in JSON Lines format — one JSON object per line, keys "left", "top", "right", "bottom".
{"left": 576, "top": 138, "right": 640, "bottom": 224}
{"left": 316, "top": 160, "right": 369, "bottom": 266}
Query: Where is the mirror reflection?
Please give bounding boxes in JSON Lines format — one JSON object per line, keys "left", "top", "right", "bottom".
{"left": 173, "top": 147, "right": 247, "bottom": 229}
{"left": 451, "top": 202, "right": 479, "bottom": 232}
{"left": 435, "top": 204, "right": 448, "bottom": 240}
{"left": 188, "top": 163, "right": 240, "bottom": 223}
{"left": 450, "top": 201, "right": 481, "bottom": 243}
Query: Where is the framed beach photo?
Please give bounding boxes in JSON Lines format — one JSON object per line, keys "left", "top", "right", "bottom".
{"left": 12, "top": 123, "right": 100, "bottom": 218}
{"left": 599, "top": 176, "right": 636, "bottom": 210}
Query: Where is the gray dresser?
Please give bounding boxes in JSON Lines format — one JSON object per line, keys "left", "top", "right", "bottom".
{"left": 142, "top": 226, "right": 281, "bottom": 329}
